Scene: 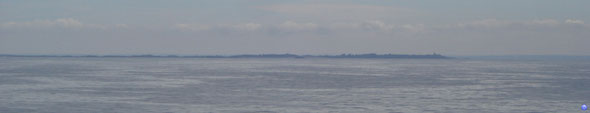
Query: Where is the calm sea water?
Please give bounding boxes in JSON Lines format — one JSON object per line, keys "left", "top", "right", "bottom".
{"left": 0, "top": 57, "right": 588, "bottom": 113}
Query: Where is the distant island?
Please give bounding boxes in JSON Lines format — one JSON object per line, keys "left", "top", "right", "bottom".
{"left": 0, "top": 53, "right": 449, "bottom": 59}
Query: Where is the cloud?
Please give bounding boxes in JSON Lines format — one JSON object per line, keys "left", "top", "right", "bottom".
{"left": 400, "top": 24, "right": 426, "bottom": 32}
{"left": 526, "top": 19, "right": 560, "bottom": 26}
{"left": 455, "top": 19, "right": 512, "bottom": 28}
{"left": 565, "top": 19, "right": 584, "bottom": 24}
{"left": 55, "top": 18, "right": 84, "bottom": 27}
{"left": 257, "top": 4, "right": 418, "bottom": 21}
{"left": 260, "top": 4, "right": 393, "bottom": 14}
{"left": 115, "top": 24, "right": 129, "bottom": 28}
{"left": 449, "top": 19, "right": 588, "bottom": 29}
{"left": 174, "top": 24, "right": 210, "bottom": 31}
{"left": 320, "top": 19, "right": 589, "bottom": 34}
{"left": 277, "top": 21, "right": 317, "bottom": 31}
{"left": 229, "top": 23, "right": 262, "bottom": 31}
{"left": 169, "top": 19, "right": 588, "bottom": 36}
{"left": 176, "top": 23, "right": 261, "bottom": 32}
{"left": 2, "top": 19, "right": 61, "bottom": 28}
{"left": 329, "top": 20, "right": 426, "bottom": 33}
{"left": 1, "top": 18, "right": 125, "bottom": 29}
{"left": 359, "top": 20, "right": 394, "bottom": 31}
{"left": 3, "top": 18, "right": 589, "bottom": 55}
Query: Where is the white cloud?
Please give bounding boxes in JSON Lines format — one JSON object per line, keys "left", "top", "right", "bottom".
{"left": 230, "top": 23, "right": 262, "bottom": 31}
{"left": 449, "top": 19, "right": 587, "bottom": 29}
{"left": 174, "top": 23, "right": 263, "bottom": 34}
{"left": 167, "top": 19, "right": 590, "bottom": 35}
{"left": 174, "top": 24, "right": 210, "bottom": 31}
{"left": 2, "top": 20, "right": 58, "bottom": 28}
{"left": 175, "top": 21, "right": 321, "bottom": 34}
{"left": 55, "top": 18, "right": 83, "bottom": 27}
{"left": 400, "top": 24, "right": 426, "bottom": 32}
{"left": 359, "top": 20, "right": 394, "bottom": 31}
{"left": 526, "top": 19, "right": 560, "bottom": 26}
{"left": 565, "top": 19, "right": 584, "bottom": 24}
{"left": 1, "top": 18, "right": 123, "bottom": 29}
{"left": 258, "top": 4, "right": 418, "bottom": 21}
{"left": 455, "top": 19, "right": 512, "bottom": 28}
{"left": 277, "top": 21, "right": 317, "bottom": 31}
{"left": 333, "top": 20, "right": 426, "bottom": 33}
{"left": 115, "top": 24, "right": 129, "bottom": 28}
{"left": 260, "top": 4, "right": 394, "bottom": 14}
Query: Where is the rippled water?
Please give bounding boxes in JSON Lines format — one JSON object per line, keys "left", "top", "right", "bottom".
{"left": 0, "top": 57, "right": 588, "bottom": 113}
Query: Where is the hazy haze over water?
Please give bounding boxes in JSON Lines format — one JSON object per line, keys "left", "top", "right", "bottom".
{"left": 1, "top": 0, "right": 590, "bottom": 55}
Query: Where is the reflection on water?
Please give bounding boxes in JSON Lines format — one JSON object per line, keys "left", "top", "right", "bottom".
{"left": 0, "top": 57, "right": 588, "bottom": 113}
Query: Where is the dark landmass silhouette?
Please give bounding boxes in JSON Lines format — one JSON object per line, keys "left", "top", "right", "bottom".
{"left": 0, "top": 53, "right": 449, "bottom": 59}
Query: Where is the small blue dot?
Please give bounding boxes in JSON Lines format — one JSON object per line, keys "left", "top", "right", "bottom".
{"left": 582, "top": 104, "right": 588, "bottom": 111}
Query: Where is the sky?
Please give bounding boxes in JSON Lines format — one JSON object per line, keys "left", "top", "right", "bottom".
{"left": 1, "top": 0, "right": 589, "bottom": 56}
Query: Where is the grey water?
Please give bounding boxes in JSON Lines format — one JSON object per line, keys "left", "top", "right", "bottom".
{"left": 0, "top": 57, "right": 588, "bottom": 113}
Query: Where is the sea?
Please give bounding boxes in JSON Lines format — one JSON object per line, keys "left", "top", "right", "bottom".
{"left": 0, "top": 57, "right": 588, "bottom": 113}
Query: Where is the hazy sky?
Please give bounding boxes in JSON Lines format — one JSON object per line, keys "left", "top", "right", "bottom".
{"left": 1, "top": 0, "right": 589, "bottom": 55}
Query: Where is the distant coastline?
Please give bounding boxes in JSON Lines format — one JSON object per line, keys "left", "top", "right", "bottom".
{"left": 0, "top": 53, "right": 449, "bottom": 59}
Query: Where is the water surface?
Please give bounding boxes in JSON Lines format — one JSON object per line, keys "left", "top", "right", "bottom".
{"left": 0, "top": 57, "right": 588, "bottom": 113}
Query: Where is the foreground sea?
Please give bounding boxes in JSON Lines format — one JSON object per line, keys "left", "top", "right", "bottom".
{"left": 0, "top": 57, "right": 588, "bottom": 113}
